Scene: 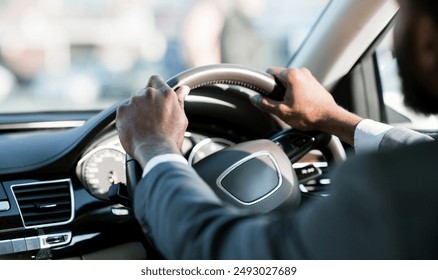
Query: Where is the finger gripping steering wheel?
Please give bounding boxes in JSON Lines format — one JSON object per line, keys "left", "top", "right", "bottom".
{"left": 122, "top": 64, "right": 333, "bottom": 213}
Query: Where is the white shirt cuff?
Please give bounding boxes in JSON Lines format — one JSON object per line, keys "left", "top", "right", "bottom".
{"left": 141, "top": 153, "right": 188, "bottom": 179}
{"left": 354, "top": 119, "right": 393, "bottom": 154}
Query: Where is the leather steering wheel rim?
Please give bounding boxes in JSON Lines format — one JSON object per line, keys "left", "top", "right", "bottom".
{"left": 125, "top": 64, "right": 287, "bottom": 195}
{"left": 125, "top": 64, "right": 345, "bottom": 212}
{"left": 166, "top": 64, "right": 286, "bottom": 100}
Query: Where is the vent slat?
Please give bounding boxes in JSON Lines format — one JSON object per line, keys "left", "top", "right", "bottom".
{"left": 23, "top": 216, "right": 71, "bottom": 227}
{"left": 13, "top": 185, "right": 68, "bottom": 194}
{"left": 12, "top": 180, "right": 73, "bottom": 228}
{"left": 18, "top": 201, "right": 71, "bottom": 210}
{"left": 15, "top": 193, "right": 70, "bottom": 202}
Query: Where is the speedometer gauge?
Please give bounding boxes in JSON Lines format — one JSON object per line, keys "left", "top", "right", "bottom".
{"left": 77, "top": 146, "right": 126, "bottom": 199}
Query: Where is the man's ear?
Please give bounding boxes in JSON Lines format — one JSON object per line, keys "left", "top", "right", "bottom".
{"left": 414, "top": 15, "right": 438, "bottom": 77}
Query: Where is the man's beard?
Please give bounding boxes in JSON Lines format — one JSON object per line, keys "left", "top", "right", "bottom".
{"left": 395, "top": 29, "right": 438, "bottom": 115}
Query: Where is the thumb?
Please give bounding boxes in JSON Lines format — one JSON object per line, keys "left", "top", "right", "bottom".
{"left": 250, "top": 94, "right": 280, "bottom": 115}
{"left": 175, "top": 86, "right": 190, "bottom": 109}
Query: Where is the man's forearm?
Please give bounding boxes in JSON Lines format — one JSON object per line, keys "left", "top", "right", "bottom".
{"left": 316, "top": 107, "right": 363, "bottom": 146}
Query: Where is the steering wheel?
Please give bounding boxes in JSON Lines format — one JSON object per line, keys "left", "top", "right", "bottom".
{"left": 115, "top": 64, "right": 345, "bottom": 214}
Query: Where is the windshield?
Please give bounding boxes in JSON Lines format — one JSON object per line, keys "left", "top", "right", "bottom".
{"left": 0, "top": 0, "right": 329, "bottom": 113}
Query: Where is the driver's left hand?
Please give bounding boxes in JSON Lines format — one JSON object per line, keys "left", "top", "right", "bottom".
{"left": 116, "top": 75, "right": 190, "bottom": 168}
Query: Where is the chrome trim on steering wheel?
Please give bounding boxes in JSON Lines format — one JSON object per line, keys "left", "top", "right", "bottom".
{"left": 216, "top": 151, "right": 282, "bottom": 206}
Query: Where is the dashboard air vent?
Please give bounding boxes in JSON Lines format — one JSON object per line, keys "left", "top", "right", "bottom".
{"left": 12, "top": 179, "right": 74, "bottom": 228}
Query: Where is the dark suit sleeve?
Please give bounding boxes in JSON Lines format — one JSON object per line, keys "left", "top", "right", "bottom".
{"left": 133, "top": 161, "right": 307, "bottom": 259}
{"left": 379, "top": 127, "right": 433, "bottom": 150}
{"left": 133, "top": 143, "right": 438, "bottom": 259}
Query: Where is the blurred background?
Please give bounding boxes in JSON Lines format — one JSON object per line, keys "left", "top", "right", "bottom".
{"left": 0, "top": 0, "right": 329, "bottom": 112}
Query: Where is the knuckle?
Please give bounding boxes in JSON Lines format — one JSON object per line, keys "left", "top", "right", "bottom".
{"left": 300, "top": 67, "right": 311, "bottom": 75}
{"left": 145, "top": 87, "right": 155, "bottom": 95}
{"left": 116, "top": 104, "right": 127, "bottom": 115}
{"left": 150, "top": 74, "right": 160, "bottom": 81}
{"left": 117, "top": 104, "right": 126, "bottom": 112}
{"left": 286, "top": 68, "right": 299, "bottom": 80}
{"left": 275, "top": 105, "right": 283, "bottom": 117}
{"left": 286, "top": 68, "right": 310, "bottom": 82}
{"left": 162, "top": 88, "right": 173, "bottom": 97}
{"left": 143, "top": 87, "right": 157, "bottom": 99}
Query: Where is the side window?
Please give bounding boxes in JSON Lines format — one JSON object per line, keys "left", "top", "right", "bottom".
{"left": 375, "top": 28, "right": 438, "bottom": 130}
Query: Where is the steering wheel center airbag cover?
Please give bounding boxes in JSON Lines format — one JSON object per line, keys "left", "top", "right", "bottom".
{"left": 194, "top": 139, "right": 300, "bottom": 213}
{"left": 218, "top": 152, "right": 281, "bottom": 204}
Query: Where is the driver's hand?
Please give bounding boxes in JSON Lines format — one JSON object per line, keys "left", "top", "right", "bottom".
{"left": 116, "top": 75, "right": 190, "bottom": 168}
{"left": 250, "top": 67, "right": 363, "bottom": 146}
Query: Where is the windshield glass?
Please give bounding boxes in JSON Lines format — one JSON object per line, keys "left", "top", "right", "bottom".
{"left": 0, "top": 0, "right": 329, "bottom": 113}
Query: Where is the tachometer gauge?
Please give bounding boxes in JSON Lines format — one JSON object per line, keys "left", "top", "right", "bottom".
{"left": 77, "top": 146, "right": 126, "bottom": 199}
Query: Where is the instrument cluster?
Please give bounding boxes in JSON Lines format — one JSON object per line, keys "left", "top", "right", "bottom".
{"left": 76, "top": 131, "right": 234, "bottom": 200}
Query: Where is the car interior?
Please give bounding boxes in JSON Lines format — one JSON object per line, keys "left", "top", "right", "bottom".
{"left": 0, "top": 0, "right": 435, "bottom": 260}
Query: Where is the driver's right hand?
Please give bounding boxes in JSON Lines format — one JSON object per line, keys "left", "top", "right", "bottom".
{"left": 250, "top": 67, "right": 363, "bottom": 146}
